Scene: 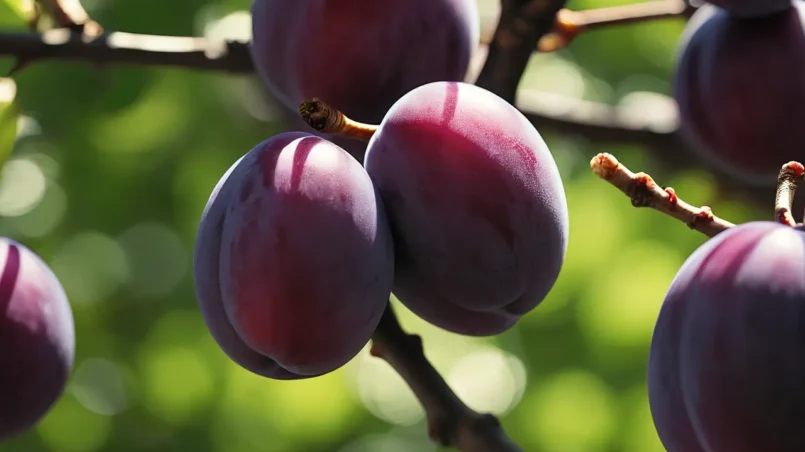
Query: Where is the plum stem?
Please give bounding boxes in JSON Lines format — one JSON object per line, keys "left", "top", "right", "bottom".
{"left": 774, "top": 161, "right": 805, "bottom": 226}
{"left": 370, "top": 305, "right": 523, "bottom": 452}
{"left": 590, "top": 152, "right": 735, "bottom": 237}
{"left": 537, "top": 0, "right": 693, "bottom": 52}
{"left": 298, "top": 98, "right": 378, "bottom": 142}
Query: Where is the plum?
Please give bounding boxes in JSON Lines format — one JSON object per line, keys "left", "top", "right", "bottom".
{"left": 0, "top": 238, "right": 75, "bottom": 440}
{"left": 674, "top": 4, "right": 805, "bottom": 185}
{"left": 193, "top": 132, "right": 394, "bottom": 379}
{"left": 705, "top": 0, "right": 793, "bottom": 18}
{"left": 648, "top": 221, "right": 805, "bottom": 452}
{"left": 250, "top": 0, "right": 479, "bottom": 125}
{"left": 364, "top": 81, "right": 569, "bottom": 336}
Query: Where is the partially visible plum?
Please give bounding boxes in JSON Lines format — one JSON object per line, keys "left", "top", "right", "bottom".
{"left": 674, "top": 4, "right": 805, "bottom": 184}
{"left": 0, "top": 238, "right": 75, "bottom": 440}
{"left": 250, "top": 0, "right": 479, "bottom": 124}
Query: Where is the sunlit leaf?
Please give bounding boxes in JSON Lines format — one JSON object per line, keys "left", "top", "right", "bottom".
{"left": 0, "top": 0, "right": 33, "bottom": 29}
{"left": 0, "top": 78, "right": 19, "bottom": 166}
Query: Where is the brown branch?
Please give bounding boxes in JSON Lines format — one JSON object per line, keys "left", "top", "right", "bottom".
{"left": 0, "top": 30, "right": 685, "bottom": 149}
{"left": 371, "top": 306, "right": 523, "bottom": 452}
{"left": 0, "top": 28, "right": 780, "bottom": 209}
{"left": 475, "top": 0, "right": 569, "bottom": 102}
{"left": 538, "top": 0, "right": 694, "bottom": 52}
{"left": 774, "top": 162, "right": 805, "bottom": 226}
{"left": 591, "top": 152, "right": 735, "bottom": 237}
{"left": 0, "top": 29, "right": 253, "bottom": 73}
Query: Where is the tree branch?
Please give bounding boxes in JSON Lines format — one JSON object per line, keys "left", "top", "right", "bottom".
{"left": 0, "top": 29, "right": 253, "bottom": 72}
{"left": 774, "top": 162, "right": 805, "bottom": 226}
{"left": 475, "top": 0, "right": 569, "bottom": 102}
{"left": 590, "top": 152, "right": 735, "bottom": 237}
{"left": 0, "top": 23, "right": 783, "bottom": 205}
{"left": 539, "top": 0, "right": 695, "bottom": 51}
{"left": 371, "top": 306, "right": 523, "bottom": 452}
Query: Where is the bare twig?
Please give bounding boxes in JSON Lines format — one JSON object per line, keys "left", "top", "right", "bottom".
{"left": 591, "top": 153, "right": 735, "bottom": 237}
{"left": 0, "top": 30, "right": 253, "bottom": 73}
{"left": 538, "top": 0, "right": 694, "bottom": 51}
{"left": 371, "top": 306, "right": 523, "bottom": 452}
{"left": 774, "top": 162, "right": 805, "bottom": 226}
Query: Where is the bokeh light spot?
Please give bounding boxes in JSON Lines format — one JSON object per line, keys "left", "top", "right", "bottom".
{"left": 0, "top": 157, "right": 46, "bottom": 217}
{"left": 447, "top": 346, "right": 527, "bottom": 415}
{"left": 118, "top": 221, "right": 187, "bottom": 298}
{"left": 50, "top": 231, "right": 130, "bottom": 305}
{"left": 71, "top": 357, "right": 129, "bottom": 416}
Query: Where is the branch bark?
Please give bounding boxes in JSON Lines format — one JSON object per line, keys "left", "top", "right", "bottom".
{"left": 475, "top": 0, "right": 569, "bottom": 102}
{"left": 590, "top": 152, "right": 735, "bottom": 237}
{"left": 540, "top": 0, "right": 694, "bottom": 51}
{"left": 371, "top": 306, "right": 523, "bottom": 452}
{"left": 0, "top": 30, "right": 253, "bottom": 72}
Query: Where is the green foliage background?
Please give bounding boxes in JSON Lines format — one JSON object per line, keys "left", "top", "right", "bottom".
{"left": 0, "top": 0, "right": 764, "bottom": 451}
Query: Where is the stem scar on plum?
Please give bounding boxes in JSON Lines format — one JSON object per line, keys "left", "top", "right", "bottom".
{"left": 299, "top": 98, "right": 378, "bottom": 142}
{"left": 774, "top": 161, "right": 805, "bottom": 227}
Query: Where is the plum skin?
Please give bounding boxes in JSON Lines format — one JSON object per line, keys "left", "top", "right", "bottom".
{"left": 705, "top": 0, "right": 792, "bottom": 18}
{"left": 648, "top": 221, "right": 805, "bottom": 452}
{"left": 250, "top": 0, "right": 479, "bottom": 124}
{"left": 0, "top": 238, "right": 75, "bottom": 440}
{"left": 193, "top": 132, "right": 394, "bottom": 379}
{"left": 674, "top": 4, "right": 805, "bottom": 184}
{"left": 364, "top": 81, "right": 569, "bottom": 337}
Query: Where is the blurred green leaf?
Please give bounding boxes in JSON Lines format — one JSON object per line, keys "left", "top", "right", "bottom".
{"left": 0, "top": 78, "right": 19, "bottom": 166}
{"left": 0, "top": 0, "right": 32, "bottom": 29}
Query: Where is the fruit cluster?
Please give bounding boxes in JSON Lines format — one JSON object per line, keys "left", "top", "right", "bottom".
{"left": 193, "top": 84, "right": 570, "bottom": 377}
{"left": 6, "top": 0, "right": 805, "bottom": 450}
{"left": 188, "top": 0, "right": 569, "bottom": 380}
